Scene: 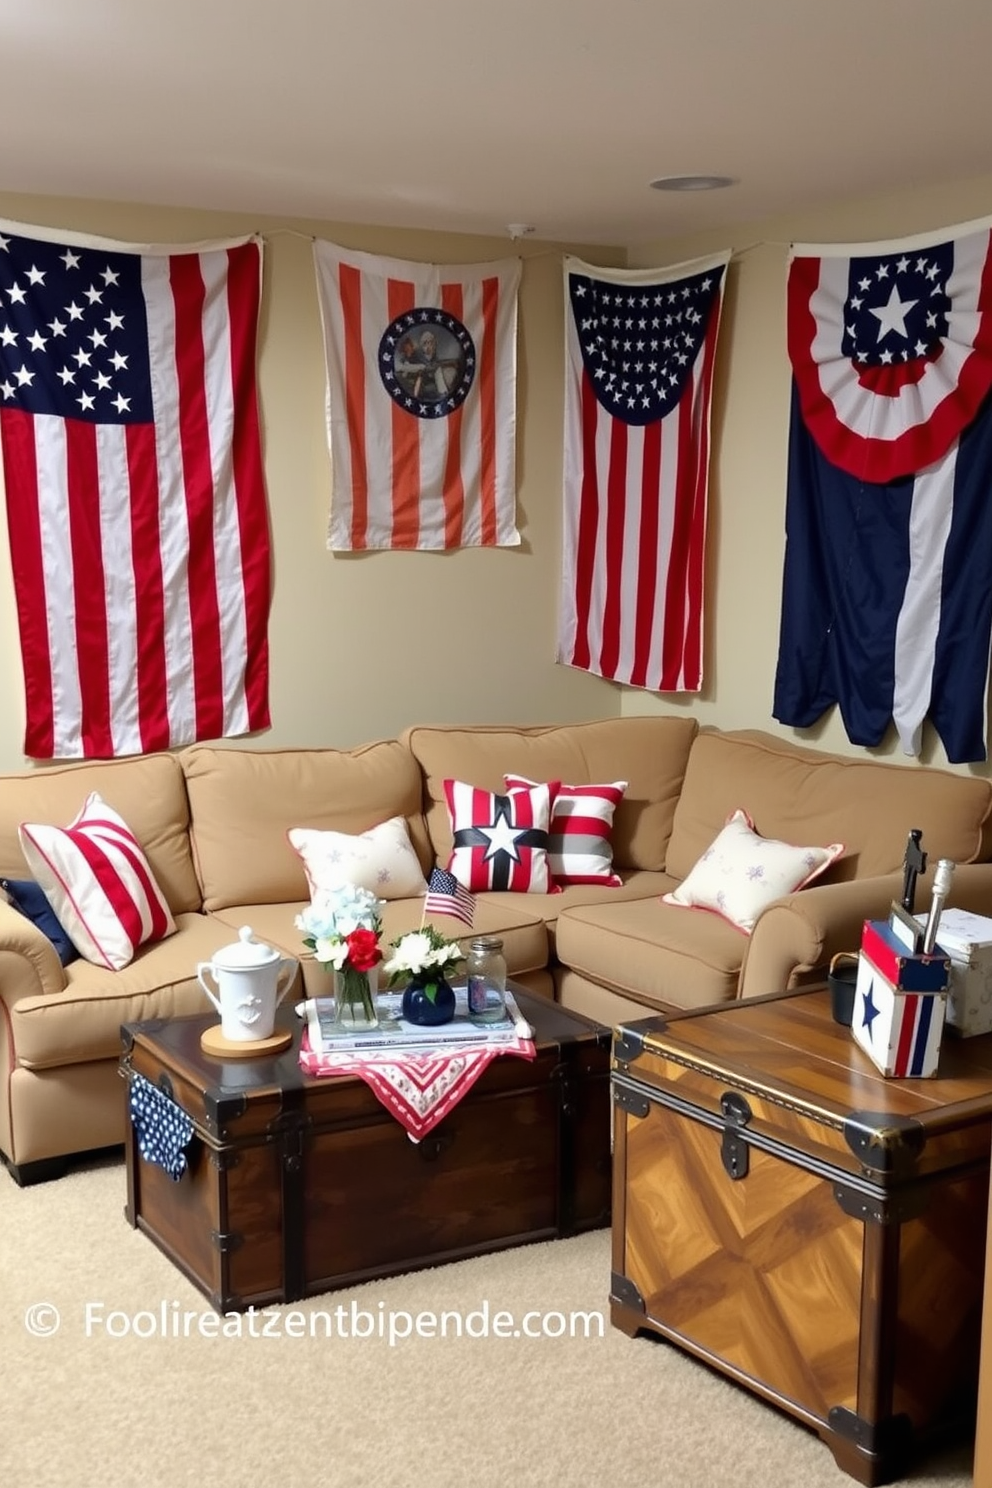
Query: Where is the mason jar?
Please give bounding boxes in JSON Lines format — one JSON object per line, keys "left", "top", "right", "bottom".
{"left": 466, "top": 936, "right": 507, "bottom": 1023}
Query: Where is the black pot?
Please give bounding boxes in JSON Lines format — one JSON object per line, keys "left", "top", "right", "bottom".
{"left": 828, "top": 955, "right": 859, "bottom": 1027}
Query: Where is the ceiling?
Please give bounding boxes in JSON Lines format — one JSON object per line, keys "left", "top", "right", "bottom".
{"left": 4, "top": 0, "right": 992, "bottom": 247}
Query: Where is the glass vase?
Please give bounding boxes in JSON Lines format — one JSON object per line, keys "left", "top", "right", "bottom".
{"left": 333, "top": 965, "right": 379, "bottom": 1032}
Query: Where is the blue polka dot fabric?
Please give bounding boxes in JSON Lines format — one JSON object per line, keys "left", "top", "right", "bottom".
{"left": 129, "top": 1072, "right": 195, "bottom": 1181}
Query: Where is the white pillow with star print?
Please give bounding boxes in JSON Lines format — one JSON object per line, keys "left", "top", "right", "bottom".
{"left": 662, "top": 808, "right": 844, "bottom": 933}
{"left": 288, "top": 817, "right": 428, "bottom": 900}
{"left": 443, "top": 778, "right": 555, "bottom": 894}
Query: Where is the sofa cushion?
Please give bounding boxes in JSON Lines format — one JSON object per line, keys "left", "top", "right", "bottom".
{"left": 495, "top": 870, "right": 676, "bottom": 957}
{"left": 182, "top": 742, "right": 432, "bottom": 912}
{"left": 667, "top": 729, "right": 992, "bottom": 882}
{"left": 0, "top": 753, "right": 201, "bottom": 916}
{"left": 10, "top": 913, "right": 240, "bottom": 1068}
{"left": 505, "top": 774, "right": 625, "bottom": 887}
{"left": 443, "top": 778, "right": 554, "bottom": 893}
{"left": 288, "top": 818, "right": 428, "bottom": 899}
{"left": 402, "top": 716, "right": 698, "bottom": 872}
{"left": 19, "top": 793, "right": 177, "bottom": 971}
{"left": 663, "top": 808, "right": 844, "bottom": 933}
{"left": 556, "top": 896, "right": 745, "bottom": 1011}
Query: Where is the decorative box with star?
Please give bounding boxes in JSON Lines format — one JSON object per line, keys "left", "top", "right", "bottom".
{"left": 851, "top": 918, "right": 951, "bottom": 1078}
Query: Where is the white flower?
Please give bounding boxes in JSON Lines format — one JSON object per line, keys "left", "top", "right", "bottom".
{"left": 383, "top": 930, "right": 433, "bottom": 976}
{"left": 383, "top": 926, "right": 465, "bottom": 980}
{"left": 314, "top": 935, "right": 349, "bottom": 969}
{"left": 434, "top": 942, "right": 463, "bottom": 967}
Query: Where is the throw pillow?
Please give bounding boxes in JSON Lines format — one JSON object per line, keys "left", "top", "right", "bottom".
{"left": 1, "top": 877, "right": 79, "bottom": 966}
{"left": 19, "top": 792, "right": 176, "bottom": 971}
{"left": 662, "top": 808, "right": 844, "bottom": 933}
{"left": 288, "top": 817, "right": 428, "bottom": 899}
{"left": 504, "top": 773, "right": 627, "bottom": 887}
{"left": 443, "top": 778, "right": 555, "bottom": 893}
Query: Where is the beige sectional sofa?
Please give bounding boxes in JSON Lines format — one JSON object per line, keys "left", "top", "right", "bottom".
{"left": 2, "top": 715, "right": 991, "bottom": 1182}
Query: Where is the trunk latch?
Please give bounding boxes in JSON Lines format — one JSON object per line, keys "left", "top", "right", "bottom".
{"left": 720, "top": 1090, "right": 753, "bottom": 1180}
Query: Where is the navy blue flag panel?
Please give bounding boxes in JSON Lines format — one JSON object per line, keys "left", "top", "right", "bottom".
{"left": 838, "top": 244, "right": 952, "bottom": 370}
{"left": 0, "top": 231, "right": 154, "bottom": 423}
{"left": 567, "top": 266, "right": 724, "bottom": 426}
{"left": 773, "top": 384, "right": 992, "bottom": 764}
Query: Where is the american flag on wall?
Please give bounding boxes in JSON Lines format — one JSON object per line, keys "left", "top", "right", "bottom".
{"left": 0, "top": 219, "right": 271, "bottom": 760}
{"left": 312, "top": 241, "right": 521, "bottom": 551}
{"left": 557, "top": 250, "right": 729, "bottom": 692}
{"left": 774, "top": 217, "right": 992, "bottom": 763}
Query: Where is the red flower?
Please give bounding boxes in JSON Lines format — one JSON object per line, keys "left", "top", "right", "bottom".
{"left": 345, "top": 927, "right": 383, "bottom": 972}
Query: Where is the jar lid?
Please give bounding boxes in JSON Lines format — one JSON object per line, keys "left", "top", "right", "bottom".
{"left": 210, "top": 925, "right": 282, "bottom": 969}
{"left": 470, "top": 936, "right": 504, "bottom": 951}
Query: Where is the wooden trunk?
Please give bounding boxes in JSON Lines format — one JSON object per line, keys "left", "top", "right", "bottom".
{"left": 122, "top": 989, "right": 611, "bottom": 1313}
{"left": 610, "top": 988, "right": 992, "bottom": 1486}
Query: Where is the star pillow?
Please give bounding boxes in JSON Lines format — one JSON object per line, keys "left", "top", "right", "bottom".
{"left": 443, "top": 779, "right": 555, "bottom": 894}
{"left": 662, "top": 808, "right": 844, "bottom": 934}
{"left": 288, "top": 817, "right": 428, "bottom": 900}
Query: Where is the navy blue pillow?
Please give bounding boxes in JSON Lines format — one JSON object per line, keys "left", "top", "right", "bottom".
{"left": 2, "top": 879, "right": 79, "bottom": 966}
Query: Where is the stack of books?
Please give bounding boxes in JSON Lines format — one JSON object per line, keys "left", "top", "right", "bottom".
{"left": 300, "top": 984, "right": 534, "bottom": 1055}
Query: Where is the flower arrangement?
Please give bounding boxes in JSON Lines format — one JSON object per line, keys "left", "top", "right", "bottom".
{"left": 383, "top": 924, "right": 465, "bottom": 1003}
{"left": 296, "top": 882, "right": 383, "bottom": 1028}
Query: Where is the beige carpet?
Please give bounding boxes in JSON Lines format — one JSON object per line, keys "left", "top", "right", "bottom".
{"left": 0, "top": 1153, "right": 975, "bottom": 1488}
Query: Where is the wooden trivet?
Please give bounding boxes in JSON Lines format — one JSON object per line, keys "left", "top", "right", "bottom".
{"left": 200, "top": 1024, "right": 293, "bottom": 1058}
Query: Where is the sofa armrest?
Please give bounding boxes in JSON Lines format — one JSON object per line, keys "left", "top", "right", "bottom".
{"left": 0, "top": 902, "right": 68, "bottom": 1006}
{"left": 737, "top": 864, "right": 992, "bottom": 1001}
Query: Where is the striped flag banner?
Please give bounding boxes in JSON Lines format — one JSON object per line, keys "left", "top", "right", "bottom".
{"left": 312, "top": 241, "right": 521, "bottom": 550}
{"left": 0, "top": 219, "right": 271, "bottom": 759}
{"left": 557, "top": 250, "right": 729, "bottom": 693}
{"left": 775, "top": 216, "right": 992, "bottom": 763}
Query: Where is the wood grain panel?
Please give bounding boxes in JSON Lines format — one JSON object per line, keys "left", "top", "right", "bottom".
{"left": 128, "top": 1135, "right": 223, "bottom": 1300}
{"left": 891, "top": 1171, "right": 986, "bottom": 1425}
{"left": 619, "top": 1101, "right": 863, "bottom": 1419}
{"left": 303, "top": 1087, "right": 559, "bottom": 1281}
{"left": 226, "top": 1143, "right": 286, "bottom": 1300}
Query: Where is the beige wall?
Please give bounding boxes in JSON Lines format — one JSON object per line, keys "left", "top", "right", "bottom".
{"left": 0, "top": 192, "right": 624, "bottom": 774}
{"left": 626, "top": 171, "right": 992, "bottom": 783}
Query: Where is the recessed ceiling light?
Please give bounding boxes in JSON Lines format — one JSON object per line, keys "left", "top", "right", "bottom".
{"left": 650, "top": 174, "right": 737, "bottom": 192}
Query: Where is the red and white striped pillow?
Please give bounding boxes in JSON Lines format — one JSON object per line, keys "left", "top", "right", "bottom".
{"left": 505, "top": 774, "right": 627, "bottom": 887}
{"left": 443, "top": 778, "right": 554, "bottom": 894}
{"left": 19, "top": 792, "right": 176, "bottom": 970}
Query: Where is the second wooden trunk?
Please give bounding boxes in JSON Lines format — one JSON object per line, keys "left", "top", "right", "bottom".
{"left": 610, "top": 989, "right": 992, "bottom": 1486}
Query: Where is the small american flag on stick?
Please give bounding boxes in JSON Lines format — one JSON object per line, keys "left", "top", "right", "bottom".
{"left": 424, "top": 867, "right": 475, "bottom": 928}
